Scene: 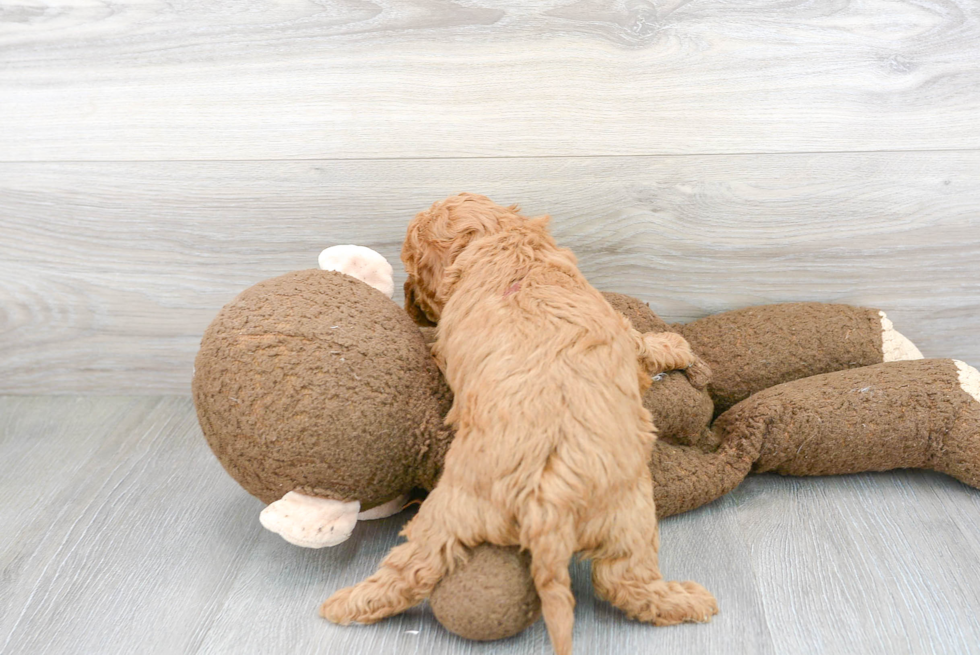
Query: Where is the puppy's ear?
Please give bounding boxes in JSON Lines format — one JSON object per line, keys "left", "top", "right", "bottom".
{"left": 404, "top": 277, "right": 437, "bottom": 327}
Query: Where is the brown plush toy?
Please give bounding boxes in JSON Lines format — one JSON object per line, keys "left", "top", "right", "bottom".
{"left": 193, "top": 248, "right": 980, "bottom": 642}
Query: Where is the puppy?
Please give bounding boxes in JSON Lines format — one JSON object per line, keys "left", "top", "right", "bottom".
{"left": 321, "top": 193, "right": 717, "bottom": 655}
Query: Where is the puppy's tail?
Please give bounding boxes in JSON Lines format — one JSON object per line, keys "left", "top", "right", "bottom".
{"left": 524, "top": 508, "right": 577, "bottom": 655}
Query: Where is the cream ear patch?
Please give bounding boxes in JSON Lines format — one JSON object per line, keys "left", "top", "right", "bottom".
{"left": 880, "top": 311, "right": 923, "bottom": 362}
{"left": 954, "top": 360, "right": 980, "bottom": 403}
{"left": 319, "top": 245, "right": 395, "bottom": 299}
{"left": 357, "top": 494, "right": 409, "bottom": 520}
{"left": 259, "top": 491, "right": 361, "bottom": 548}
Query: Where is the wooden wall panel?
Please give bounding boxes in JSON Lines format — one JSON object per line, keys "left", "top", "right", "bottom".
{"left": 1, "top": 0, "right": 979, "bottom": 160}
{"left": 2, "top": 152, "right": 977, "bottom": 393}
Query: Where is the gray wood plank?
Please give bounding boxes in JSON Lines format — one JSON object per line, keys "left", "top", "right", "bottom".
{"left": 1, "top": 1, "right": 979, "bottom": 160}
{"left": 0, "top": 396, "right": 155, "bottom": 639}
{"left": 732, "top": 471, "right": 980, "bottom": 655}
{"left": 2, "top": 152, "right": 978, "bottom": 394}
{"left": 0, "top": 396, "right": 262, "bottom": 655}
{"left": 3, "top": 397, "right": 978, "bottom": 655}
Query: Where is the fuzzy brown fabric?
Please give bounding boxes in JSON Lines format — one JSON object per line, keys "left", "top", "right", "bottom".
{"left": 679, "top": 303, "right": 885, "bottom": 415}
{"left": 602, "top": 292, "right": 715, "bottom": 447}
{"left": 747, "top": 359, "right": 980, "bottom": 487}
{"left": 430, "top": 544, "right": 542, "bottom": 641}
{"left": 644, "top": 373, "right": 716, "bottom": 449}
{"left": 649, "top": 436, "right": 756, "bottom": 519}
{"left": 602, "top": 292, "right": 672, "bottom": 334}
{"left": 193, "top": 269, "right": 454, "bottom": 507}
{"left": 653, "top": 359, "right": 980, "bottom": 517}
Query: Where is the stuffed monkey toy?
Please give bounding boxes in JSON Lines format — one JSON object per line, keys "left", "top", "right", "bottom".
{"left": 193, "top": 247, "right": 980, "bottom": 640}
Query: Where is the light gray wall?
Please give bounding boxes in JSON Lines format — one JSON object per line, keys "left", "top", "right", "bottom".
{"left": 2, "top": 1, "right": 978, "bottom": 393}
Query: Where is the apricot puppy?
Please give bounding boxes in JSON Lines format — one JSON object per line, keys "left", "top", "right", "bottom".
{"left": 321, "top": 194, "right": 717, "bottom": 654}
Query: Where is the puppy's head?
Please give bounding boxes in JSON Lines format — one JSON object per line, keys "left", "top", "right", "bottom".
{"left": 401, "top": 193, "right": 525, "bottom": 324}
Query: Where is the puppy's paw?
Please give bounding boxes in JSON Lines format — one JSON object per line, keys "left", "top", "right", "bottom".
{"left": 683, "top": 357, "right": 712, "bottom": 390}
{"left": 651, "top": 581, "right": 719, "bottom": 626}
{"left": 320, "top": 584, "right": 396, "bottom": 625}
{"left": 639, "top": 332, "right": 699, "bottom": 375}
{"left": 320, "top": 587, "right": 358, "bottom": 625}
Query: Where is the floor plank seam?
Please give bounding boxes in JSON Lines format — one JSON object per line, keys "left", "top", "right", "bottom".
{"left": 2, "top": 145, "right": 980, "bottom": 165}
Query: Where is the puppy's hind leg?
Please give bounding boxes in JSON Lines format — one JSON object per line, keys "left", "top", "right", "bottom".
{"left": 589, "top": 487, "right": 718, "bottom": 626}
{"left": 320, "top": 487, "right": 468, "bottom": 625}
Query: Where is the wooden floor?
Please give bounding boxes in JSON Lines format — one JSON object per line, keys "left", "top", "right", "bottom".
{"left": 2, "top": 395, "right": 979, "bottom": 655}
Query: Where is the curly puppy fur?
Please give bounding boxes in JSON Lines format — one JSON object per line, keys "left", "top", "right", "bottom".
{"left": 321, "top": 194, "right": 718, "bottom": 655}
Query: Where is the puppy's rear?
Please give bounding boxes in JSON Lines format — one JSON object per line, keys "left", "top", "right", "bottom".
{"left": 321, "top": 194, "right": 717, "bottom": 655}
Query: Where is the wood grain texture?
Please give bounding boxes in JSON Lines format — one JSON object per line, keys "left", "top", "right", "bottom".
{"left": 0, "top": 396, "right": 263, "bottom": 655}
{"left": 734, "top": 472, "right": 980, "bottom": 654}
{"left": 2, "top": 152, "right": 978, "bottom": 394}
{"left": 2, "top": 396, "right": 979, "bottom": 654}
{"left": 2, "top": 0, "right": 980, "bottom": 160}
